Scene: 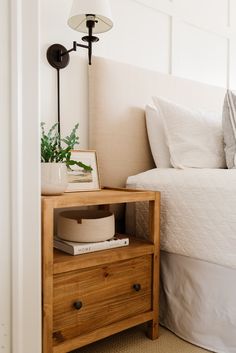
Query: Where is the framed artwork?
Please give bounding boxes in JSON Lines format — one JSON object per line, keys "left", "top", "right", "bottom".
{"left": 66, "top": 150, "right": 100, "bottom": 192}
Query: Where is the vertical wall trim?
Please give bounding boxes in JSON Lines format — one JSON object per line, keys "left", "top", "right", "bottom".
{"left": 131, "top": 0, "right": 173, "bottom": 17}
{"left": 11, "top": 0, "right": 24, "bottom": 351}
{"left": 11, "top": 0, "right": 41, "bottom": 352}
{"left": 227, "top": 39, "right": 230, "bottom": 89}
{"left": 227, "top": 0, "right": 231, "bottom": 88}
{"left": 169, "top": 15, "right": 173, "bottom": 75}
{"left": 0, "top": 0, "right": 11, "bottom": 350}
{"left": 227, "top": 0, "right": 231, "bottom": 27}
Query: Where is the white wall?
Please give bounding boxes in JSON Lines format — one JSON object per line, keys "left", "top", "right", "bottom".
{"left": 40, "top": 0, "right": 89, "bottom": 147}
{"left": 40, "top": 0, "right": 236, "bottom": 149}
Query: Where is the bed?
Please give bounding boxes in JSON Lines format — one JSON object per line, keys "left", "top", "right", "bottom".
{"left": 88, "top": 57, "right": 236, "bottom": 353}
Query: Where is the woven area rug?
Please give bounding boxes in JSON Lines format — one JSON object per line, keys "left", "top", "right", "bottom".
{"left": 73, "top": 326, "right": 213, "bottom": 353}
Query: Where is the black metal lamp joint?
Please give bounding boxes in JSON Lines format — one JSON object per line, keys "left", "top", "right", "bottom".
{"left": 46, "top": 14, "right": 99, "bottom": 69}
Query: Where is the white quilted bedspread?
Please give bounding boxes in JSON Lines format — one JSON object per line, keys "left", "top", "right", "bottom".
{"left": 127, "top": 168, "right": 236, "bottom": 269}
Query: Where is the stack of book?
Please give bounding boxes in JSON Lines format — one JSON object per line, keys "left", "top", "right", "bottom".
{"left": 54, "top": 234, "right": 129, "bottom": 255}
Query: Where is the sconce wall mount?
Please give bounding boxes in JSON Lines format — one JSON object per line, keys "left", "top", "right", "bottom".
{"left": 47, "top": 14, "right": 103, "bottom": 68}
{"left": 47, "top": 0, "right": 113, "bottom": 68}
{"left": 46, "top": 0, "right": 113, "bottom": 135}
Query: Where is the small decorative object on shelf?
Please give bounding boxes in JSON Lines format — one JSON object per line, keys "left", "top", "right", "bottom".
{"left": 40, "top": 122, "right": 92, "bottom": 195}
{"left": 53, "top": 234, "right": 129, "bottom": 256}
{"left": 57, "top": 210, "right": 114, "bottom": 242}
{"left": 66, "top": 150, "right": 100, "bottom": 192}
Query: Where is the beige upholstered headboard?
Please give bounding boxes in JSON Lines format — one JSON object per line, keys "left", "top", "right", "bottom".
{"left": 88, "top": 57, "right": 226, "bottom": 188}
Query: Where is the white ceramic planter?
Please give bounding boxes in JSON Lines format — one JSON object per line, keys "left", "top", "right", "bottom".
{"left": 41, "top": 163, "right": 68, "bottom": 195}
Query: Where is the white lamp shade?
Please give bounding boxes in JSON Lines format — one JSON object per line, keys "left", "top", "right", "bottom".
{"left": 68, "top": 0, "right": 113, "bottom": 34}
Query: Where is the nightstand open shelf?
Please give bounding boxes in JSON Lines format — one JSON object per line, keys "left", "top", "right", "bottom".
{"left": 42, "top": 187, "right": 160, "bottom": 353}
{"left": 53, "top": 237, "right": 154, "bottom": 274}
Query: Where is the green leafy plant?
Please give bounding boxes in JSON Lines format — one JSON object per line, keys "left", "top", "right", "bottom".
{"left": 41, "top": 122, "right": 92, "bottom": 171}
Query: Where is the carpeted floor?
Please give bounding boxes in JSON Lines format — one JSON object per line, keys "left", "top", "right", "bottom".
{"left": 72, "top": 325, "right": 213, "bottom": 353}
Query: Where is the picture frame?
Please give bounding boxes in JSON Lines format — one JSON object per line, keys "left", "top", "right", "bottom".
{"left": 65, "top": 150, "right": 101, "bottom": 192}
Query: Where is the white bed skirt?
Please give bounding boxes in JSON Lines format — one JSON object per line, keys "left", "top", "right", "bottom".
{"left": 160, "top": 251, "right": 236, "bottom": 353}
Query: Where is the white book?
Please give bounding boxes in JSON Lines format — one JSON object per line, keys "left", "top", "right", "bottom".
{"left": 53, "top": 234, "right": 129, "bottom": 255}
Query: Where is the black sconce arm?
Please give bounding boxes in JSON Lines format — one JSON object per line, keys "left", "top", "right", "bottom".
{"left": 47, "top": 15, "right": 99, "bottom": 69}
{"left": 47, "top": 40, "right": 91, "bottom": 69}
{"left": 61, "top": 41, "right": 89, "bottom": 58}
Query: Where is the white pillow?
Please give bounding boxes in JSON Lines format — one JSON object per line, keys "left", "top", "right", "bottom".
{"left": 222, "top": 90, "right": 236, "bottom": 168}
{"left": 152, "top": 96, "right": 226, "bottom": 169}
{"left": 145, "top": 104, "right": 172, "bottom": 168}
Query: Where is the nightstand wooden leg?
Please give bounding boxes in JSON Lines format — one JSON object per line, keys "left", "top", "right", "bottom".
{"left": 147, "top": 320, "right": 159, "bottom": 340}
{"left": 147, "top": 195, "right": 160, "bottom": 341}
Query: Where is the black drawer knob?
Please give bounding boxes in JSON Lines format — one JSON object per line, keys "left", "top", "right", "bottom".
{"left": 133, "top": 283, "right": 141, "bottom": 292}
{"left": 73, "top": 301, "right": 83, "bottom": 310}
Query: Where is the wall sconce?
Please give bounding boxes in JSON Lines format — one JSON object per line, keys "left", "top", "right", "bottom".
{"left": 46, "top": 0, "right": 113, "bottom": 134}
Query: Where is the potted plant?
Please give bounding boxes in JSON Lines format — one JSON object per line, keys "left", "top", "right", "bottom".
{"left": 41, "top": 122, "right": 92, "bottom": 195}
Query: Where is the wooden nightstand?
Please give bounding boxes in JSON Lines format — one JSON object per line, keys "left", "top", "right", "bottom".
{"left": 42, "top": 187, "right": 160, "bottom": 353}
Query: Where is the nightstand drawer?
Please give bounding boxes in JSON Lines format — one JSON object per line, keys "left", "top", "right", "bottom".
{"left": 53, "top": 255, "right": 152, "bottom": 343}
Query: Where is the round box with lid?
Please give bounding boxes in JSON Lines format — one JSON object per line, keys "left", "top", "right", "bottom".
{"left": 57, "top": 209, "right": 115, "bottom": 242}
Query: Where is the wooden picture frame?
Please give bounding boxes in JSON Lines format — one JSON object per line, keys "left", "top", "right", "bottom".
{"left": 65, "top": 150, "right": 100, "bottom": 192}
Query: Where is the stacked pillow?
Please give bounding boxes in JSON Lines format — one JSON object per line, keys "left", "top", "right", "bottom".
{"left": 222, "top": 90, "right": 236, "bottom": 169}
{"left": 145, "top": 104, "right": 171, "bottom": 168}
{"left": 145, "top": 96, "right": 226, "bottom": 169}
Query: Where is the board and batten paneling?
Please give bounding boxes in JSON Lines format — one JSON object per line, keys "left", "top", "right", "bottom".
{"left": 41, "top": 0, "right": 236, "bottom": 149}
{"left": 94, "top": 0, "right": 170, "bottom": 73}
{"left": 172, "top": 19, "right": 228, "bottom": 87}
{"left": 230, "top": 0, "right": 236, "bottom": 29}
{"left": 133, "top": 0, "right": 236, "bottom": 89}
{"left": 174, "top": 0, "right": 228, "bottom": 29}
